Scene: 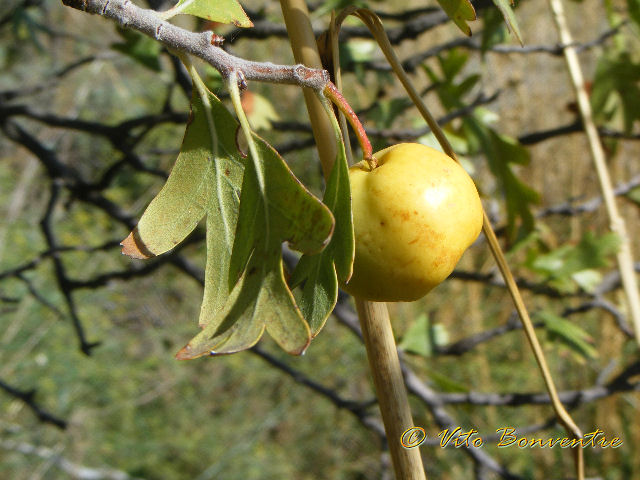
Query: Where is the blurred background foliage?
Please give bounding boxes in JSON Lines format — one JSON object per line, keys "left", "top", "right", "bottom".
{"left": 1, "top": 0, "right": 640, "bottom": 478}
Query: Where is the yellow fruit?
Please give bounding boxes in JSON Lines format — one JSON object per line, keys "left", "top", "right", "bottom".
{"left": 343, "top": 143, "right": 483, "bottom": 302}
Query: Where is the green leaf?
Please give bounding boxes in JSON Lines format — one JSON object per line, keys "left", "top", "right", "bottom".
{"left": 481, "top": 7, "right": 508, "bottom": 55}
{"left": 368, "top": 97, "right": 414, "bottom": 128}
{"left": 426, "top": 369, "right": 469, "bottom": 393}
{"left": 537, "top": 311, "right": 598, "bottom": 361}
{"left": 463, "top": 119, "right": 539, "bottom": 243}
{"left": 591, "top": 52, "right": 640, "bottom": 133}
{"left": 289, "top": 113, "right": 354, "bottom": 335}
{"left": 229, "top": 136, "right": 335, "bottom": 283}
{"left": 123, "top": 79, "right": 334, "bottom": 358}
{"left": 122, "top": 87, "right": 244, "bottom": 321}
{"left": 435, "top": 0, "right": 477, "bottom": 36}
{"left": 526, "top": 232, "right": 620, "bottom": 293}
{"left": 628, "top": 0, "right": 640, "bottom": 28}
{"left": 121, "top": 90, "right": 241, "bottom": 261}
{"left": 626, "top": 186, "right": 640, "bottom": 205}
{"left": 179, "top": 86, "right": 333, "bottom": 358}
{"left": 423, "top": 50, "right": 479, "bottom": 111}
{"left": 176, "top": 246, "right": 310, "bottom": 357}
{"left": 490, "top": 0, "right": 523, "bottom": 45}
{"left": 398, "top": 313, "right": 432, "bottom": 357}
{"left": 169, "top": 0, "right": 253, "bottom": 27}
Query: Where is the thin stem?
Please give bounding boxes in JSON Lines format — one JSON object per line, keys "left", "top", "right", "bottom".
{"left": 548, "top": 0, "right": 640, "bottom": 348}
{"left": 227, "top": 70, "right": 270, "bottom": 241}
{"left": 343, "top": 6, "right": 585, "bottom": 477}
{"left": 323, "top": 81, "right": 374, "bottom": 166}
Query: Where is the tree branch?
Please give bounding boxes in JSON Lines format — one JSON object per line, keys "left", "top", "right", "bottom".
{"left": 60, "top": 0, "right": 330, "bottom": 90}
{"left": 0, "top": 378, "right": 67, "bottom": 429}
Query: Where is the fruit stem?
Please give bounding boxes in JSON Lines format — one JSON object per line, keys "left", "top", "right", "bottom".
{"left": 323, "top": 81, "right": 376, "bottom": 168}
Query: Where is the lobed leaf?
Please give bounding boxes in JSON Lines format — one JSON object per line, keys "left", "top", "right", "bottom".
{"left": 435, "top": 0, "right": 476, "bottom": 36}
{"left": 171, "top": 0, "right": 253, "bottom": 27}
{"left": 490, "top": 0, "right": 523, "bottom": 45}
{"left": 289, "top": 109, "right": 354, "bottom": 336}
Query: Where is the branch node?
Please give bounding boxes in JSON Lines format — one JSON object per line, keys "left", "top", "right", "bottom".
{"left": 237, "top": 70, "right": 247, "bottom": 91}
{"left": 210, "top": 33, "right": 224, "bottom": 47}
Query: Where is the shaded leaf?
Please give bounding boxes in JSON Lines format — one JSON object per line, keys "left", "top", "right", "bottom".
{"left": 463, "top": 120, "right": 539, "bottom": 243}
{"left": 481, "top": 6, "right": 508, "bottom": 55}
{"left": 628, "top": 0, "right": 640, "bottom": 28}
{"left": 426, "top": 369, "right": 469, "bottom": 393}
{"left": 398, "top": 313, "right": 432, "bottom": 357}
{"left": 289, "top": 118, "right": 354, "bottom": 335}
{"left": 368, "top": 97, "right": 413, "bottom": 128}
{"left": 591, "top": 52, "right": 640, "bottom": 133}
{"left": 626, "top": 186, "right": 640, "bottom": 205}
{"left": 229, "top": 136, "right": 335, "bottom": 284}
{"left": 111, "top": 26, "right": 162, "bottom": 71}
{"left": 123, "top": 81, "right": 333, "bottom": 358}
{"left": 537, "top": 311, "right": 598, "bottom": 361}
{"left": 490, "top": 0, "right": 523, "bottom": 45}
{"left": 121, "top": 90, "right": 241, "bottom": 260}
{"left": 170, "top": 0, "right": 253, "bottom": 27}
{"left": 435, "top": 0, "right": 477, "bottom": 36}
{"left": 176, "top": 246, "right": 310, "bottom": 357}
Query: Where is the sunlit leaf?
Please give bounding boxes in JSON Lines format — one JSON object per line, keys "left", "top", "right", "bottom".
{"left": 526, "top": 232, "right": 620, "bottom": 293}
{"left": 242, "top": 91, "right": 280, "bottom": 131}
{"left": 398, "top": 313, "right": 432, "bottom": 357}
{"left": 490, "top": 0, "right": 523, "bottom": 45}
{"left": 435, "top": 0, "right": 477, "bottom": 36}
{"left": 169, "top": 0, "right": 253, "bottom": 27}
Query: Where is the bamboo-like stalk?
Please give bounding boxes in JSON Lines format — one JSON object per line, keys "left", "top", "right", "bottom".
{"left": 356, "top": 300, "right": 427, "bottom": 480}
{"left": 279, "top": 2, "right": 426, "bottom": 478}
{"left": 279, "top": 0, "right": 337, "bottom": 179}
{"left": 548, "top": 0, "right": 640, "bottom": 347}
